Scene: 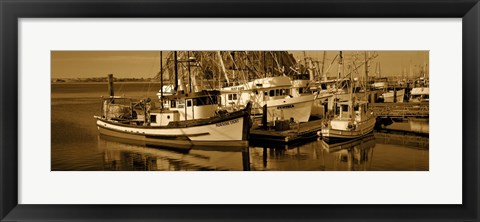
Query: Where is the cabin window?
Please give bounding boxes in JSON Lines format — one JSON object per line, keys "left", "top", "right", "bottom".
{"left": 269, "top": 90, "right": 274, "bottom": 97}
{"left": 232, "top": 94, "right": 238, "bottom": 100}
{"left": 228, "top": 94, "right": 233, "bottom": 100}
{"left": 193, "top": 96, "right": 217, "bottom": 106}
{"left": 275, "top": 89, "right": 280, "bottom": 96}
{"left": 187, "top": 100, "right": 192, "bottom": 107}
{"left": 170, "top": 100, "right": 176, "bottom": 108}
{"left": 177, "top": 100, "right": 185, "bottom": 108}
{"left": 341, "top": 105, "right": 349, "bottom": 112}
{"left": 299, "top": 88, "right": 304, "bottom": 94}
{"left": 150, "top": 115, "right": 157, "bottom": 123}
{"left": 264, "top": 91, "right": 268, "bottom": 96}
{"left": 285, "top": 89, "right": 290, "bottom": 95}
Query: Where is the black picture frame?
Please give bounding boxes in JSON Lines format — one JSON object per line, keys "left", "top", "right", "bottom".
{"left": 1, "top": 0, "right": 478, "bottom": 221}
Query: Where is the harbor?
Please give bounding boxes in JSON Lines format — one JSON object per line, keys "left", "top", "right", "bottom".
{"left": 51, "top": 50, "right": 429, "bottom": 171}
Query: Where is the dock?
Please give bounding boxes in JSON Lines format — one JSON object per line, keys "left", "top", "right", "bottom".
{"left": 370, "top": 102, "right": 429, "bottom": 118}
{"left": 249, "top": 119, "right": 323, "bottom": 145}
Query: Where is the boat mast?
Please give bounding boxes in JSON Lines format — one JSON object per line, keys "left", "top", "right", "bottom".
{"left": 348, "top": 52, "right": 354, "bottom": 119}
{"left": 263, "top": 51, "right": 267, "bottom": 78}
{"left": 336, "top": 51, "right": 343, "bottom": 91}
{"left": 187, "top": 51, "right": 192, "bottom": 93}
{"left": 217, "top": 51, "right": 230, "bottom": 86}
{"left": 160, "top": 51, "right": 164, "bottom": 109}
{"left": 321, "top": 51, "right": 326, "bottom": 81}
{"left": 174, "top": 51, "right": 179, "bottom": 93}
{"left": 364, "top": 51, "right": 369, "bottom": 102}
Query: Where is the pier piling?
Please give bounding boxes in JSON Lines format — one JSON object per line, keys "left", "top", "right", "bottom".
{"left": 107, "top": 74, "right": 114, "bottom": 103}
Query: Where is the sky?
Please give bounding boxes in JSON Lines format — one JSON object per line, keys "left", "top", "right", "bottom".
{"left": 51, "top": 51, "right": 428, "bottom": 79}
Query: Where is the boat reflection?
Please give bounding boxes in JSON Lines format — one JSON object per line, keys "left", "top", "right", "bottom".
{"left": 409, "top": 118, "right": 429, "bottom": 135}
{"left": 98, "top": 135, "right": 250, "bottom": 171}
{"left": 249, "top": 141, "right": 328, "bottom": 171}
{"left": 320, "top": 133, "right": 376, "bottom": 171}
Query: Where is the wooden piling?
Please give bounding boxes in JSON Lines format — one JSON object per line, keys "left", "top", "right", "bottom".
{"left": 262, "top": 104, "right": 268, "bottom": 130}
{"left": 107, "top": 74, "right": 114, "bottom": 103}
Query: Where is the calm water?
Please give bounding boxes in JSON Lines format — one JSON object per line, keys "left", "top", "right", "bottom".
{"left": 51, "top": 83, "right": 429, "bottom": 171}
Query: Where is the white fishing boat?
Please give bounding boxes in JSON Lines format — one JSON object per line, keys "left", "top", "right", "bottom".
{"left": 95, "top": 94, "right": 252, "bottom": 149}
{"left": 95, "top": 51, "right": 252, "bottom": 149}
{"left": 221, "top": 76, "right": 315, "bottom": 123}
{"left": 382, "top": 88, "right": 405, "bottom": 103}
{"left": 319, "top": 99, "right": 376, "bottom": 142}
{"left": 410, "top": 87, "right": 429, "bottom": 103}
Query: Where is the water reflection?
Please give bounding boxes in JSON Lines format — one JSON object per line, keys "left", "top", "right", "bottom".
{"left": 97, "top": 132, "right": 427, "bottom": 171}
{"left": 320, "top": 134, "right": 376, "bottom": 171}
{"left": 98, "top": 135, "right": 249, "bottom": 171}
{"left": 249, "top": 142, "right": 328, "bottom": 171}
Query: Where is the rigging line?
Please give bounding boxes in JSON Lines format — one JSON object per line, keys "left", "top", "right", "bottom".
{"left": 244, "top": 52, "right": 260, "bottom": 79}
{"left": 270, "top": 51, "right": 282, "bottom": 73}
{"left": 227, "top": 51, "right": 247, "bottom": 85}
{"left": 145, "top": 52, "right": 158, "bottom": 97}
{"left": 323, "top": 54, "right": 339, "bottom": 79}
{"left": 191, "top": 53, "right": 216, "bottom": 94}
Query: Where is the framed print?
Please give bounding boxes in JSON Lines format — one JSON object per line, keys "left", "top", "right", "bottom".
{"left": 1, "top": 0, "right": 479, "bottom": 221}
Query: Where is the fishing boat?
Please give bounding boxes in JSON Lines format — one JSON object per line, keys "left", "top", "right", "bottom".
{"left": 410, "top": 87, "right": 429, "bottom": 103}
{"left": 221, "top": 76, "right": 316, "bottom": 123}
{"left": 319, "top": 99, "right": 376, "bottom": 142}
{"left": 95, "top": 51, "right": 252, "bottom": 149}
{"left": 382, "top": 88, "right": 405, "bottom": 103}
{"left": 95, "top": 94, "right": 252, "bottom": 149}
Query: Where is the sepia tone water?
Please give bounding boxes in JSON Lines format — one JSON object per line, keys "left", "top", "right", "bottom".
{"left": 51, "top": 83, "right": 429, "bottom": 171}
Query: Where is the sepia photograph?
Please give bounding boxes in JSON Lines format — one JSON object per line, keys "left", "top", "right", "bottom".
{"left": 51, "top": 50, "right": 429, "bottom": 171}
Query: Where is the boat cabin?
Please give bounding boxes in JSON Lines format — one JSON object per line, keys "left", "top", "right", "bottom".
{"left": 329, "top": 100, "right": 370, "bottom": 131}
{"left": 221, "top": 76, "right": 294, "bottom": 108}
{"left": 162, "top": 90, "right": 220, "bottom": 121}
{"left": 336, "top": 101, "right": 369, "bottom": 122}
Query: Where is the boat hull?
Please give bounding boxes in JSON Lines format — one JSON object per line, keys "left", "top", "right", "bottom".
{"left": 382, "top": 89, "right": 405, "bottom": 103}
{"left": 96, "top": 111, "right": 250, "bottom": 148}
{"left": 320, "top": 117, "right": 376, "bottom": 142}
{"left": 264, "top": 94, "right": 315, "bottom": 123}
